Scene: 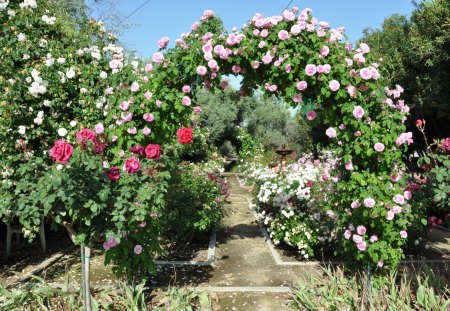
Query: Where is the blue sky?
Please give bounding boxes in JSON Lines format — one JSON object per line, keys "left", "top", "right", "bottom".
{"left": 111, "top": 0, "right": 417, "bottom": 59}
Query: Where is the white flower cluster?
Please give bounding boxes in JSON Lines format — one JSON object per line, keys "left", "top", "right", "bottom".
{"left": 41, "top": 15, "right": 56, "bottom": 25}
{"left": 77, "top": 45, "right": 102, "bottom": 61}
{"left": 19, "top": 0, "right": 37, "bottom": 9}
{"left": 0, "top": 0, "right": 10, "bottom": 11}
{"left": 28, "top": 69, "right": 47, "bottom": 96}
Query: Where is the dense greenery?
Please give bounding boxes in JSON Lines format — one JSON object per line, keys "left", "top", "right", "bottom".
{"left": 361, "top": 0, "right": 450, "bottom": 140}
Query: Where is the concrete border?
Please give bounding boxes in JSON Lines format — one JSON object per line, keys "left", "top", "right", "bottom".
{"left": 155, "top": 231, "right": 216, "bottom": 266}
{"left": 195, "top": 286, "right": 291, "bottom": 293}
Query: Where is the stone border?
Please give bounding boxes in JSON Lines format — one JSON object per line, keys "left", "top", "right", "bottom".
{"left": 155, "top": 231, "right": 216, "bottom": 266}
{"left": 195, "top": 286, "right": 291, "bottom": 293}
{"left": 246, "top": 197, "right": 450, "bottom": 266}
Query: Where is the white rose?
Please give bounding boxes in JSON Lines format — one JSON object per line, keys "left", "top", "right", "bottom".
{"left": 17, "top": 33, "right": 26, "bottom": 42}
{"left": 57, "top": 128, "right": 67, "bottom": 137}
{"left": 100, "top": 71, "right": 107, "bottom": 79}
{"left": 18, "top": 125, "right": 26, "bottom": 135}
{"left": 57, "top": 57, "right": 66, "bottom": 63}
{"left": 69, "top": 120, "right": 77, "bottom": 127}
{"left": 43, "top": 100, "right": 52, "bottom": 107}
{"left": 66, "top": 69, "right": 75, "bottom": 79}
{"left": 0, "top": 1, "right": 10, "bottom": 11}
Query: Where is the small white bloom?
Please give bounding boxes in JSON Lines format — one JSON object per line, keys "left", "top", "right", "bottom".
{"left": 0, "top": 1, "right": 10, "bottom": 11}
{"left": 56, "top": 164, "right": 64, "bottom": 171}
{"left": 100, "top": 71, "right": 108, "bottom": 79}
{"left": 18, "top": 125, "right": 26, "bottom": 135}
{"left": 66, "top": 69, "right": 76, "bottom": 79}
{"left": 43, "top": 100, "right": 52, "bottom": 107}
{"left": 57, "top": 57, "right": 66, "bottom": 63}
{"left": 69, "top": 120, "right": 77, "bottom": 127}
{"left": 7, "top": 9, "right": 15, "bottom": 17}
{"left": 80, "top": 88, "right": 87, "bottom": 94}
{"left": 57, "top": 128, "right": 67, "bottom": 137}
{"left": 17, "top": 33, "right": 26, "bottom": 42}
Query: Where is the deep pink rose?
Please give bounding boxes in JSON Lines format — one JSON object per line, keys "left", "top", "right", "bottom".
{"left": 129, "top": 145, "right": 145, "bottom": 156}
{"left": 145, "top": 144, "right": 162, "bottom": 160}
{"left": 50, "top": 140, "right": 74, "bottom": 163}
{"left": 76, "top": 129, "right": 96, "bottom": 146}
{"left": 107, "top": 167, "right": 120, "bottom": 181}
{"left": 124, "top": 157, "right": 141, "bottom": 174}
{"left": 177, "top": 127, "right": 193, "bottom": 144}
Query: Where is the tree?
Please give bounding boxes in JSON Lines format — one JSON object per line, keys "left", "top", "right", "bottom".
{"left": 361, "top": 0, "right": 450, "bottom": 140}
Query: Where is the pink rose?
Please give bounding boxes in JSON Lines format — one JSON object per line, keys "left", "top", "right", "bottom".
{"left": 95, "top": 123, "right": 104, "bottom": 134}
{"left": 157, "top": 36, "right": 169, "bottom": 49}
{"left": 130, "top": 82, "right": 139, "bottom": 92}
{"left": 291, "top": 24, "right": 301, "bottom": 35}
{"left": 320, "top": 45, "right": 330, "bottom": 56}
{"left": 357, "top": 225, "right": 366, "bottom": 235}
{"left": 305, "top": 64, "right": 317, "bottom": 76}
{"left": 145, "top": 64, "right": 153, "bottom": 72}
{"left": 144, "top": 91, "right": 153, "bottom": 99}
{"left": 142, "top": 127, "right": 151, "bottom": 136}
{"left": 50, "top": 140, "right": 74, "bottom": 163}
{"left": 194, "top": 106, "right": 202, "bottom": 114}
{"left": 329, "top": 80, "right": 340, "bottom": 91}
{"left": 123, "top": 156, "right": 141, "bottom": 174}
{"left": 386, "top": 210, "right": 395, "bottom": 220}
{"left": 394, "top": 194, "right": 405, "bottom": 205}
{"left": 369, "top": 235, "right": 378, "bottom": 243}
{"left": 400, "top": 230, "right": 408, "bottom": 239}
{"left": 306, "top": 111, "right": 317, "bottom": 121}
{"left": 134, "top": 244, "right": 143, "bottom": 254}
{"left": 145, "top": 144, "right": 162, "bottom": 160}
{"left": 152, "top": 52, "right": 164, "bottom": 63}
{"left": 360, "top": 67, "right": 373, "bottom": 80}
{"left": 296, "top": 81, "right": 308, "bottom": 91}
{"left": 232, "top": 65, "right": 241, "bottom": 73}
{"left": 352, "top": 106, "right": 365, "bottom": 119}
{"left": 363, "top": 198, "right": 375, "bottom": 208}
{"left": 196, "top": 65, "right": 207, "bottom": 76}
{"left": 182, "top": 85, "right": 191, "bottom": 93}
{"left": 374, "top": 142, "right": 385, "bottom": 152}
{"left": 278, "top": 30, "right": 289, "bottom": 40}
{"left": 325, "top": 127, "right": 336, "bottom": 138}
{"left": 392, "top": 205, "right": 402, "bottom": 214}
{"left": 404, "top": 190, "right": 412, "bottom": 200}
{"left": 344, "top": 230, "right": 351, "bottom": 239}
{"left": 351, "top": 200, "right": 360, "bottom": 209}
{"left": 260, "top": 29, "right": 268, "bottom": 38}
{"left": 182, "top": 96, "right": 191, "bottom": 106}
{"left": 357, "top": 241, "right": 367, "bottom": 251}
{"left": 143, "top": 113, "right": 154, "bottom": 122}
{"left": 352, "top": 234, "right": 362, "bottom": 244}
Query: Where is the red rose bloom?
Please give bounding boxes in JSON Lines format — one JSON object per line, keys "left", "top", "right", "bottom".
{"left": 124, "top": 156, "right": 141, "bottom": 174}
{"left": 145, "top": 144, "right": 162, "bottom": 160}
{"left": 177, "top": 127, "right": 193, "bottom": 144}
{"left": 107, "top": 167, "right": 120, "bottom": 181}
{"left": 416, "top": 119, "right": 423, "bottom": 127}
{"left": 130, "top": 145, "right": 145, "bottom": 156}
{"left": 50, "top": 140, "right": 74, "bottom": 163}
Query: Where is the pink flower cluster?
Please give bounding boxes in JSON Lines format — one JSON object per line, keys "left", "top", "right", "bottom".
{"left": 396, "top": 132, "right": 413, "bottom": 146}
{"left": 103, "top": 238, "right": 118, "bottom": 251}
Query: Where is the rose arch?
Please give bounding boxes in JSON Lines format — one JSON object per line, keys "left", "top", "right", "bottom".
{"left": 115, "top": 7, "right": 414, "bottom": 271}
{"left": 0, "top": 2, "right": 416, "bottom": 283}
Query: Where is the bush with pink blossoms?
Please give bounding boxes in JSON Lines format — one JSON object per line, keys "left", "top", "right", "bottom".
{"left": 414, "top": 120, "right": 450, "bottom": 222}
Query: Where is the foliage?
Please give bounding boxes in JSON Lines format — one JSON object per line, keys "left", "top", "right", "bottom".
{"left": 163, "top": 160, "right": 228, "bottom": 240}
{"left": 0, "top": 277, "right": 214, "bottom": 311}
{"left": 290, "top": 265, "right": 450, "bottom": 311}
{"left": 153, "top": 287, "right": 215, "bottom": 311}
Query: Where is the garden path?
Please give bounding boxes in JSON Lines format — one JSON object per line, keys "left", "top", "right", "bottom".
{"left": 153, "top": 173, "right": 317, "bottom": 310}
